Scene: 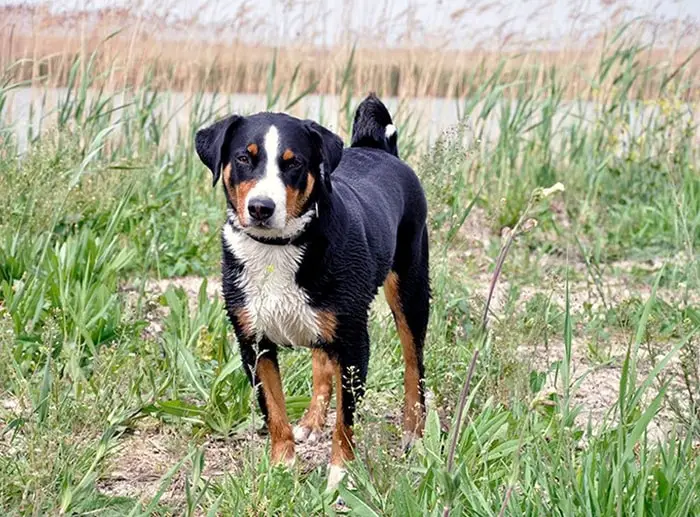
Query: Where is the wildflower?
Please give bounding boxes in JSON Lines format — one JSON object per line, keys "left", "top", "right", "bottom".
{"left": 541, "top": 182, "right": 565, "bottom": 197}
{"left": 521, "top": 218, "right": 538, "bottom": 233}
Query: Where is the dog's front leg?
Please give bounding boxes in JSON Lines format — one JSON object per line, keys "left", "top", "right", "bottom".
{"left": 240, "top": 338, "right": 295, "bottom": 466}
{"left": 294, "top": 348, "right": 334, "bottom": 443}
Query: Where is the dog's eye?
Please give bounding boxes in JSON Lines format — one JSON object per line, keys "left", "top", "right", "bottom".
{"left": 236, "top": 155, "right": 250, "bottom": 165}
{"left": 282, "top": 158, "right": 301, "bottom": 171}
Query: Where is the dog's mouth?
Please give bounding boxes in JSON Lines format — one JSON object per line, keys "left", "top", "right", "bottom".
{"left": 227, "top": 206, "right": 317, "bottom": 241}
{"left": 246, "top": 219, "right": 275, "bottom": 229}
{"left": 240, "top": 216, "right": 289, "bottom": 233}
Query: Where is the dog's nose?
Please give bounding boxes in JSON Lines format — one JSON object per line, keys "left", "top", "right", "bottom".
{"left": 248, "top": 197, "right": 276, "bottom": 221}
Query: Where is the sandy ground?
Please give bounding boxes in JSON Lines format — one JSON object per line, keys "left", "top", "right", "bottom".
{"left": 95, "top": 238, "right": 697, "bottom": 504}
{"left": 3, "top": 207, "right": 694, "bottom": 505}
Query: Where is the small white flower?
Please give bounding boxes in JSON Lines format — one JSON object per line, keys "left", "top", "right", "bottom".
{"left": 542, "top": 182, "right": 565, "bottom": 197}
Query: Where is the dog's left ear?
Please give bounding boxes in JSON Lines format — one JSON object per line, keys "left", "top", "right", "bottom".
{"left": 306, "top": 121, "right": 343, "bottom": 194}
{"left": 195, "top": 115, "right": 242, "bottom": 186}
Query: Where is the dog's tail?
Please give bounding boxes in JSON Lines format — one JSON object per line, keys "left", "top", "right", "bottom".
{"left": 350, "top": 93, "right": 399, "bottom": 158}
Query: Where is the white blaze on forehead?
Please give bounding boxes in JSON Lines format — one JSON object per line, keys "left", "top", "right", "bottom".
{"left": 245, "top": 124, "right": 287, "bottom": 229}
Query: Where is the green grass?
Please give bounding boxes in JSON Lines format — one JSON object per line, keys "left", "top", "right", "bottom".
{"left": 0, "top": 28, "right": 699, "bottom": 516}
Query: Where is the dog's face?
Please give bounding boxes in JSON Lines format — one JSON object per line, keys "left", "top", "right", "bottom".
{"left": 195, "top": 113, "right": 343, "bottom": 238}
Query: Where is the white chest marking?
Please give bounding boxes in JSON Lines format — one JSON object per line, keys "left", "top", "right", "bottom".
{"left": 223, "top": 223, "right": 320, "bottom": 347}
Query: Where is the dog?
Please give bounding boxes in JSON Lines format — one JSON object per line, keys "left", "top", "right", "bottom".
{"left": 195, "top": 94, "right": 430, "bottom": 491}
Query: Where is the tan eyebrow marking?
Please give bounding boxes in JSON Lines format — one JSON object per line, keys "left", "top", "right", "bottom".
{"left": 247, "top": 143, "right": 258, "bottom": 156}
{"left": 282, "top": 148, "right": 295, "bottom": 161}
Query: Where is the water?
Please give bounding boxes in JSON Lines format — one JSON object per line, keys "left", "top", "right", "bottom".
{"left": 3, "top": 87, "right": 698, "bottom": 154}
{"left": 4, "top": 88, "right": 466, "bottom": 149}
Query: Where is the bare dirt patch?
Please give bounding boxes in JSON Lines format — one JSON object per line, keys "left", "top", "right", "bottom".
{"left": 95, "top": 406, "right": 408, "bottom": 505}
{"left": 473, "top": 265, "right": 696, "bottom": 443}
{"left": 105, "top": 246, "right": 696, "bottom": 502}
{"left": 98, "top": 425, "right": 190, "bottom": 504}
{"left": 138, "top": 261, "right": 695, "bottom": 442}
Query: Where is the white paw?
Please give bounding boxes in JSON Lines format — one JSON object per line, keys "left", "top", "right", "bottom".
{"left": 293, "top": 425, "right": 310, "bottom": 442}
{"left": 326, "top": 465, "right": 347, "bottom": 493}
{"left": 294, "top": 425, "right": 322, "bottom": 443}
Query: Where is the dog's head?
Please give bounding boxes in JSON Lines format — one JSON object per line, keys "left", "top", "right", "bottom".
{"left": 195, "top": 113, "right": 343, "bottom": 238}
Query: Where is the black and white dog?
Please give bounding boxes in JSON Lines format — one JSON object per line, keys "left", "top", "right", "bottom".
{"left": 195, "top": 94, "right": 430, "bottom": 490}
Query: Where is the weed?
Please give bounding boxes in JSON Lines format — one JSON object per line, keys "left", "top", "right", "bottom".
{"left": 0, "top": 13, "right": 698, "bottom": 514}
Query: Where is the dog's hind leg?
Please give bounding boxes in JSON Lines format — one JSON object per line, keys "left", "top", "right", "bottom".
{"left": 326, "top": 325, "right": 370, "bottom": 492}
{"left": 384, "top": 225, "right": 430, "bottom": 450}
{"left": 294, "top": 348, "right": 334, "bottom": 443}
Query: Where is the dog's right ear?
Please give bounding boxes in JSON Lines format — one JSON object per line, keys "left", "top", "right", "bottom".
{"left": 305, "top": 121, "right": 344, "bottom": 195}
{"left": 195, "top": 115, "right": 242, "bottom": 186}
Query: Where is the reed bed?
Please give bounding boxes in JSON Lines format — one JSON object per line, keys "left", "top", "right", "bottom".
{"left": 2, "top": 1, "right": 699, "bottom": 100}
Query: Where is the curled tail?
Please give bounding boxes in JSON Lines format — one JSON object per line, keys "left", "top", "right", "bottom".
{"left": 350, "top": 93, "right": 399, "bottom": 158}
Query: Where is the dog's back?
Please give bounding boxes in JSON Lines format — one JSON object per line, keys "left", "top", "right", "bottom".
{"left": 350, "top": 93, "right": 399, "bottom": 158}
{"left": 344, "top": 94, "right": 429, "bottom": 452}
{"left": 333, "top": 95, "right": 424, "bottom": 291}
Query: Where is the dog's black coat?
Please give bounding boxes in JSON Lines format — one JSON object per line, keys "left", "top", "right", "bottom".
{"left": 196, "top": 95, "right": 429, "bottom": 434}
{"left": 290, "top": 147, "right": 429, "bottom": 424}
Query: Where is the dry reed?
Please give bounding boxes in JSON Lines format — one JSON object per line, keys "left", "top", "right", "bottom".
{"left": 1, "top": 1, "right": 699, "bottom": 100}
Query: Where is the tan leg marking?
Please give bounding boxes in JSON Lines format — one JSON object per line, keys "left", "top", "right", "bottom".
{"left": 234, "top": 307, "right": 254, "bottom": 338}
{"left": 294, "top": 348, "right": 334, "bottom": 443}
{"left": 256, "top": 356, "right": 295, "bottom": 465}
{"left": 331, "top": 361, "right": 354, "bottom": 466}
{"left": 316, "top": 310, "right": 337, "bottom": 343}
{"left": 384, "top": 271, "right": 425, "bottom": 441}
{"left": 327, "top": 360, "right": 354, "bottom": 491}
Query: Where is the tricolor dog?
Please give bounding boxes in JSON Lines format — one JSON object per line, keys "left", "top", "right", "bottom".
{"left": 195, "top": 94, "right": 430, "bottom": 491}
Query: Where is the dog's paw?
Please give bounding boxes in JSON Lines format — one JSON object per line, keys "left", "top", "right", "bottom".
{"left": 326, "top": 464, "right": 347, "bottom": 493}
{"left": 271, "top": 439, "right": 296, "bottom": 467}
{"left": 293, "top": 424, "right": 322, "bottom": 444}
{"left": 283, "top": 454, "right": 296, "bottom": 469}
